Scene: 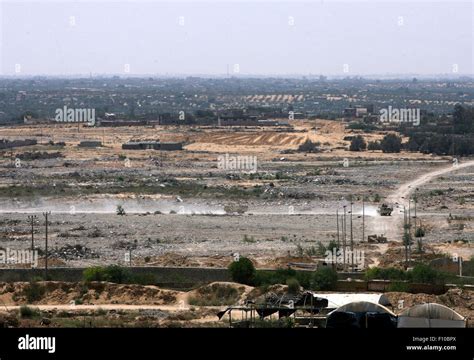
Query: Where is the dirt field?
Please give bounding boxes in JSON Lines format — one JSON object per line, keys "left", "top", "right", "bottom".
{"left": 0, "top": 120, "right": 472, "bottom": 269}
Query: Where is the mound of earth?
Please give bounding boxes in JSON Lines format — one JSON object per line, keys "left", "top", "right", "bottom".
{"left": 386, "top": 288, "right": 474, "bottom": 324}
{"left": 0, "top": 281, "right": 179, "bottom": 306}
{"left": 187, "top": 282, "right": 253, "bottom": 306}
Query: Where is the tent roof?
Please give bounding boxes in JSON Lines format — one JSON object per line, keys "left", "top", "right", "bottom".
{"left": 329, "top": 301, "right": 396, "bottom": 316}
{"left": 311, "top": 293, "right": 391, "bottom": 308}
{"left": 399, "top": 303, "right": 465, "bottom": 321}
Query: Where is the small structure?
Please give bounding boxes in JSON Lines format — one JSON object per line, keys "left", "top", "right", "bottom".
{"left": 160, "top": 142, "right": 183, "bottom": 151}
{"left": 217, "top": 292, "right": 329, "bottom": 328}
{"left": 122, "top": 141, "right": 182, "bottom": 151}
{"left": 397, "top": 303, "right": 467, "bottom": 328}
{"left": 0, "top": 139, "right": 37, "bottom": 149}
{"left": 368, "top": 234, "right": 388, "bottom": 243}
{"left": 78, "top": 141, "right": 102, "bottom": 148}
{"left": 122, "top": 141, "right": 160, "bottom": 150}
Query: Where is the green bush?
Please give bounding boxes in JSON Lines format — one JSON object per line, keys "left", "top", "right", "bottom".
{"left": 286, "top": 278, "right": 301, "bottom": 294}
{"left": 380, "top": 133, "right": 402, "bottom": 153}
{"left": 188, "top": 284, "right": 240, "bottom": 306}
{"left": 415, "top": 227, "right": 425, "bottom": 237}
{"left": 311, "top": 267, "right": 338, "bottom": 290}
{"left": 349, "top": 135, "right": 367, "bottom": 151}
{"left": 83, "top": 265, "right": 129, "bottom": 284}
{"left": 116, "top": 205, "right": 126, "bottom": 216}
{"left": 23, "top": 282, "right": 46, "bottom": 303}
{"left": 19, "top": 305, "right": 40, "bottom": 318}
{"left": 228, "top": 257, "right": 256, "bottom": 285}
{"left": 409, "top": 264, "right": 446, "bottom": 284}
{"left": 83, "top": 266, "right": 106, "bottom": 282}
{"left": 297, "top": 140, "right": 321, "bottom": 153}
{"left": 387, "top": 281, "right": 410, "bottom": 292}
{"left": 255, "top": 268, "right": 312, "bottom": 289}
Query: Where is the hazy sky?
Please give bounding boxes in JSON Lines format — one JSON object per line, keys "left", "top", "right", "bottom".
{"left": 0, "top": 0, "right": 472, "bottom": 76}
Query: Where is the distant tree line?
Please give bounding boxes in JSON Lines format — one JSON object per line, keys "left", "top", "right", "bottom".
{"left": 400, "top": 105, "right": 474, "bottom": 156}
{"left": 349, "top": 105, "right": 474, "bottom": 155}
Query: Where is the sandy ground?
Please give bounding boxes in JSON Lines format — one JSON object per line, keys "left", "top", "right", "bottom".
{"left": 0, "top": 121, "right": 472, "bottom": 269}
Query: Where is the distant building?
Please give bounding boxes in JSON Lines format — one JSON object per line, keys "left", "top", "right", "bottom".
{"left": 344, "top": 105, "right": 373, "bottom": 119}
{"left": 78, "top": 141, "right": 102, "bottom": 148}
{"left": 122, "top": 141, "right": 182, "bottom": 151}
{"left": 343, "top": 107, "right": 357, "bottom": 118}
{"left": 0, "top": 139, "right": 37, "bottom": 149}
{"left": 160, "top": 142, "right": 183, "bottom": 151}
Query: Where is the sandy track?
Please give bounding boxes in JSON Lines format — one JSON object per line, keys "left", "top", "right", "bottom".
{"left": 378, "top": 159, "right": 474, "bottom": 244}
{"left": 388, "top": 159, "right": 474, "bottom": 207}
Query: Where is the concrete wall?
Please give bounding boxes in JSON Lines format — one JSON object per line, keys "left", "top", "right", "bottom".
{"left": 0, "top": 267, "right": 231, "bottom": 287}
{"left": 0, "top": 267, "right": 466, "bottom": 294}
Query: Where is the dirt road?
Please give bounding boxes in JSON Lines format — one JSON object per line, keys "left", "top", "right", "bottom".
{"left": 379, "top": 159, "right": 474, "bottom": 244}
{"left": 388, "top": 159, "right": 474, "bottom": 206}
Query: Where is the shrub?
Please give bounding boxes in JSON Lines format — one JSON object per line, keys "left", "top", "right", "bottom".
{"left": 188, "top": 284, "right": 240, "bottom": 306}
{"left": 368, "top": 141, "right": 382, "bottom": 151}
{"left": 415, "top": 227, "right": 425, "bottom": 237}
{"left": 380, "top": 134, "right": 402, "bottom": 153}
{"left": 311, "top": 267, "right": 338, "bottom": 290}
{"left": 387, "top": 281, "right": 410, "bottom": 292}
{"left": 19, "top": 305, "right": 40, "bottom": 318}
{"left": 83, "top": 266, "right": 106, "bottom": 282}
{"left": 116, "top": 205, "right": 126, "bottom": 216}
{"left": 409, "top": 264, "right": 446, "bottom": 284}
{"left": 23, "top": 282, "right": 46, "bottom": 303}
{"left": 297, "top": 140, "right": 321, "bottom": 153}
{"left": 104, "top": 265, "right": 128, "bottom": 283}
{"left": 349, "top": 135, "right": 367, "bottom": 151}
{"left": 83, "top": 265, "right": 129, "bottom": 284}
{"left": 286, "top": 278, "right": 301, "bottom": 294}
{"left": 228, "top": 257, "right": 256, "bottom": 285}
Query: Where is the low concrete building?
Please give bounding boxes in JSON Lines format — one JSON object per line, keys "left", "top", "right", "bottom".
{"left": 78, "top": 141, "right": 102, "bottom": 148}
{"left": 160, "top": 142, "right": 183, "bottom": 151}
{"left": 122, "top": 141, "right": 160, "bottom": 150}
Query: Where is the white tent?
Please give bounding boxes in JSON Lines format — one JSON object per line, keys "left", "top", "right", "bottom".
{"left": 326, "top": 301, "right": 397, "bottom": 328}
{"left": 398, "top": 303, "right": 466, "bottom": 328}
{"left": 330, "top": 301, "right": 396, "bottom": 316}
{"left": 311, "top": 293, "right": 391, "bottom": 309}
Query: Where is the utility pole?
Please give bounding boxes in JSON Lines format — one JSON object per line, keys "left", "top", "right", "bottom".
{"left": 403, "top": 206, "right": 408, "bottom": 270}
{"left": 43, "top": 211, "right": 51, "bottom": 280}
{"left": 362, "top": 196, "right": 365, "bottom": 243}
{"left": 343, "top": 205, "right": 347, "bottom": 272}
{"left": 27, "top": 215, "right": 37, "bottom": 251}
{"left": 336, "top": 209, "right": 340, "bottom": 270}
{"left": 419, "top": 218, "right": 424, "bottom": 261}
{"left": 350, "top": 201, "right": 354, "bottom": 272}
{"left": 414, "top": 189, "right": 418, "bottom": 238}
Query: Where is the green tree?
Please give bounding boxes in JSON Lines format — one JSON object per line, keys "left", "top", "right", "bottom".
{"left": 228, "top": 257, "right": 256, "bottom": 285}
{"left": 311, "top": 267, "right": 338, "bottom": 290}
{"left": 349, "top": 135, "right": 367, "bottom": 151}
{"left": 380, "top": 133, "right": 402, "bottom": 153}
